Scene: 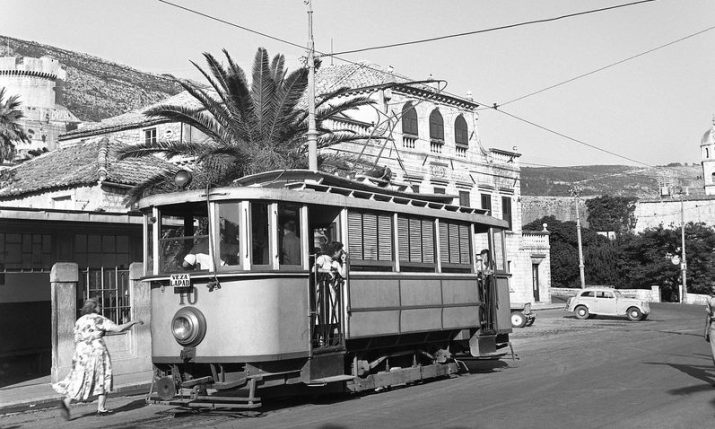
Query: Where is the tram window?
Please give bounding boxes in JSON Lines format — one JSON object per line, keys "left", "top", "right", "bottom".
{"left": 217, "top": 202, "right": 241, "bottom": 268}
{"left": 158, "top": 204, "right": 210, "bottom": 273}
{"left": 439, "top": 221, "right": 472, "bottom": 273}
{"left": 278, "top": 204, "right": 301, "bottom": 266}
{"left": 348, "top": 210, "right": 393, "bottom": 271}
{"left": 397, "top": 215, "right": 436, "bottom": 272}
{"left": 251, "top": 202, "right": 270, "bottom": 266}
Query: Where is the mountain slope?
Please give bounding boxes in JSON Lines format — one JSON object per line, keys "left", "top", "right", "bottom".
{"left": 1, "top": 35, "right": 183, "bottom": 122}
{"left": 521, "top": 165, "right": 703, "bottom": 198}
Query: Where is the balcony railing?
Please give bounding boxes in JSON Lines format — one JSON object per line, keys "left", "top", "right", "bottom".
{"left": 430, "top": 140, "right": 443, "bottom": 154}
{"left": 402, "top": 135, "right": 416, "bottom": 149}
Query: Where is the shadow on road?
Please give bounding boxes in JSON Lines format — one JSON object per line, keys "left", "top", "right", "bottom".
{"left": 645, "top": 361, "right": 715, "bottom": 404}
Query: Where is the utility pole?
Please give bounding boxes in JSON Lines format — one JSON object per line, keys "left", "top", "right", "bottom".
{"left": 571, "top": 186, "right": 586, "bottom": 289}
{"left": 305, "top": 0, "right": 318, "bottom": 171}
{"left": 679, "top": 189, "right": 687, "bottom": 303}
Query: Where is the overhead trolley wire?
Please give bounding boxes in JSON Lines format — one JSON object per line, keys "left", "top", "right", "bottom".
{"left": 491, "top": 24, "right": 715, "bottom": 108}
{"left": 329, "top": 0, "right": 657, "bottom": 56}
{"left": 153, "top": 0, "right": 687, "bottom": 177}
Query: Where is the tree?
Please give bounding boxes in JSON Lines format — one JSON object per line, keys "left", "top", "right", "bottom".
{"left": 0, "top": 87, "right": 30, "bottom": 162}
{"left": 585, "top": 195, "right": 636, "bottom": 238}
{"left": 618, "top": 223, "right": 715, "bottom": 300}
{"left": 118, "top": 48, "right": 378, "bottom": 202}
{"left": 524, "top": 215, "right": 617, "bottom": 288}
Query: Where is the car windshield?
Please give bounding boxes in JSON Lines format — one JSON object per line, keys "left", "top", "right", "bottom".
{"left": 613, "top": 290, "right": 623, "bottom": 298}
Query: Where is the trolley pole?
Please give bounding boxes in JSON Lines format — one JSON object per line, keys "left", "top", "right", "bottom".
{"left": 571, "top": 186, "right": 586, "bottom": 289}
{"left": 305, "top": 0, "right": 318, "bottom": 171}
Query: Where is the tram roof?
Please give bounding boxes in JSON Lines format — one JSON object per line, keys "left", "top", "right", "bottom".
{"left": 137, "top": 170, "right": 509, "bottom": 229}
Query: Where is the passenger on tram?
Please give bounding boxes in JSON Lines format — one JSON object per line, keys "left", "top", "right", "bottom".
{"left": 280, "top": 219, "right": 301, "bottom": 265}
{"left": 477, "top": 248, "right": 495, "bottom": 278}
{"left": 315, "top": 241, "right": 347, "bottom": 280}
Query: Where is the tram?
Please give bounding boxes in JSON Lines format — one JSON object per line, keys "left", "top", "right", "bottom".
{"left": 139, "top": 170, "right": 513, "bottom": 409}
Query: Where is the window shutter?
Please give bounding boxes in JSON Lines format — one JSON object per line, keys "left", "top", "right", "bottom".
{"left": 409, "top": 218, "right": 422, "bottom": 262}
{"left": 398, "top": 217, "right": 409, "bottom": 262}
{"left": 422, "top": 219, "right": 434, "bottom": 263}
{"left": 363, "top": 213, "right": 378, "bottom": 260}
{"left": 348, "top": 211, "right": 363, "bottom": 260}
{"left": 448, "top": 223, "right": 460, "bottom": 263}
{"left": 378, "top": 214, "right": 392, "bottom": 261}
{"left": 459, "top": 225, "right": 470, "bottom": 264}
{"left": 439, "top": 222, "right": 449, "bottom": 264}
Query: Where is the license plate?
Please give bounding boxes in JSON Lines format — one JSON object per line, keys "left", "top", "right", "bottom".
{"left": 170, "top": 273, "right": 191, "bottom": 288}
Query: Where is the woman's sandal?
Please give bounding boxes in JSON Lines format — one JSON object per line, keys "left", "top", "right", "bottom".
{"left": 97, "top": 409, "right": 114, "bottom": 415}
{"left": 59, "top": 400, "right": 70, "bottom": 421}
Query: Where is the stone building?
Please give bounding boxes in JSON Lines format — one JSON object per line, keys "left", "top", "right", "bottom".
{"left": 59, "top": 61, "right": 551, "bottom": 306}
{"left": 634, "top": 118, "right": 715, "bottom": 232}
{"left": 0, "top": 55, "right": 80, "bottom": 159}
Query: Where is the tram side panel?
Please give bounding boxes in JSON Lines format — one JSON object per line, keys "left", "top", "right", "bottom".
{"left": 151, "top": 276, "right": 311, "bottom": 362}
{"left": 347, "top": 275, "right": 480, "bottom": 339}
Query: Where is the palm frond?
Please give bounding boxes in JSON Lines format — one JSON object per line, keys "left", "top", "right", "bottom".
{"left": 123, "top": 169, "right": 179, "bottom": 206}
{"left": 251, "top": 48, "right": 276, "bottom": 135}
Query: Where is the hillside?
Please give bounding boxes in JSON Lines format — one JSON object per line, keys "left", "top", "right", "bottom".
{"left": 521, "top": 164, "right": 703, "bottom": 198}
{"left": 1, "top": 35, "right": 183, "bottom": 122}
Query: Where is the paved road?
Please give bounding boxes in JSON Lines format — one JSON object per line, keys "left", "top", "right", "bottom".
{"left": 3, "top": 303, "right": 714, "bottom": 428}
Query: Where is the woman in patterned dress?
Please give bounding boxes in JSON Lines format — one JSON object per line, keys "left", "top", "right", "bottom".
{"left": 52, "top": 298, "right": 143, "bottom": 419}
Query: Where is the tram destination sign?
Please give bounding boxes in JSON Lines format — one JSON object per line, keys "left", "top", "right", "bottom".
{"left": 170, "top": 273, "right": 191, "bottom": 289}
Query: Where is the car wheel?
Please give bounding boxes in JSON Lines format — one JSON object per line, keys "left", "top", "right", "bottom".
{"left": 511, "top": 312, "right": 527, "bottom": 328}
{"left": 574, "top": 306, "right": 589, "bottom": 320}
{"left": 627, "top": 307, "right": 643, "bottom": 321}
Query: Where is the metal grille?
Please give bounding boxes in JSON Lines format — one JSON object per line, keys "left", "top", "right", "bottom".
{"left": 77, "top": 267, "right": 131, "bottom": 324}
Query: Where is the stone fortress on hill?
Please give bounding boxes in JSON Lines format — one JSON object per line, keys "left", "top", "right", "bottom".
{"left": 0, "top": 54, "right": 79, "bottom": 159}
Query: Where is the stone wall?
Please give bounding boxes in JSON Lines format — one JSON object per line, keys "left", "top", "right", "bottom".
{"left": 634, "top": 196, "right": 715, "bottom": 233}
{"left": 521, "top": 196, "right": 589, "bottom": 227}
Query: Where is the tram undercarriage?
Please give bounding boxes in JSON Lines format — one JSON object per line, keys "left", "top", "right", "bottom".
{"left": 146, "top": 330, "right": 510, "bottom": 410}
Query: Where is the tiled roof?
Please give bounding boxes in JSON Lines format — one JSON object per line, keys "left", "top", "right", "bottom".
{"left": 61, "top": 91, "right": 202, "bottom": 139}
{"left": 0, "top": 137, "right": 176, "bottom": 198}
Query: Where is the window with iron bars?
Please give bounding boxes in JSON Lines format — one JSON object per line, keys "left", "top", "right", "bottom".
{"left": 77, "top": 267, "right": 131, "bottom": 325}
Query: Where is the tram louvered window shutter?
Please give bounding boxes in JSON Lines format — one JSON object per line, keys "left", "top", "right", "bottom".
{"left": 439, "top": 223, "right": 449, "bottom": 264}
{"left": 378, "top": 214, "right": 393, "bottom": 261}
{"left": 363, "top": 213, "right": 378, "bottom": 260}
{"left": 459, "top": 224, "right": 470, "bottom": 264}
{"left": 398, "top": 217, "right": 409, "bottom": 262}
{"left": 449, "top": 223, "right": 460, "bottom": 263}
{"left": 348, "top": 211, "right": 363, "bottom": 260}
{"left": 409, "top": 218, "right": 422, "bottom": 262}
{"left": 422, "top": 219, "right": 434, "bottom": 263}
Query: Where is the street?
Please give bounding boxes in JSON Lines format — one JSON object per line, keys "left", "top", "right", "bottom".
{"left": 2, "top": 302, "right": 713, "bottom": 429}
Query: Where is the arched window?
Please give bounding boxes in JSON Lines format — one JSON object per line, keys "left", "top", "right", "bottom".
{"left": 429, "top": 109, "right": 444, "bottom": 142}
{"left": 455, "top": 115, "right": 468, "bottom": 147}
{"left": 401, "top": 103, "right": 418, "bottom": 136}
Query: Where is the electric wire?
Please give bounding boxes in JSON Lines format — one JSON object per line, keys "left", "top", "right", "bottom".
{"left": 490, "top": 24, "right": 715, "bottom": 109}
{"left": 152, "top": 0, "right": 695, "bottom": 182}
{"left": 329, "top": 0, "right": 656, "bottom": 56}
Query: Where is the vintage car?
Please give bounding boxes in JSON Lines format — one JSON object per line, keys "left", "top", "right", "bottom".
{"left": 510, "top": 302, "right": 535, "bottom": 328}
{"left": 566, "top": 287, "right": 650, "bottom": 321}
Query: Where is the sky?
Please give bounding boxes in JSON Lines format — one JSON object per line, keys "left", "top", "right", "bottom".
{"left": 1, "top": 0, "right": 714, "bottom": 168}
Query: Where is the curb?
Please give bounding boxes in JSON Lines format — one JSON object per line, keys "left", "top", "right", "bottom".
{"left": 0, "top": 382, "right": 151, "bottom": 416}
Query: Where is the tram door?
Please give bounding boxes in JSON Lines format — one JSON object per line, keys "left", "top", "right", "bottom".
{"left": 308, "top": 207, "right": 346, "bottom": 351}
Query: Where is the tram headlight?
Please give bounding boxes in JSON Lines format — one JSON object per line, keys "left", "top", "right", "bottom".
{"left": 171, "top": 307, "right": 206, "bottom": 347}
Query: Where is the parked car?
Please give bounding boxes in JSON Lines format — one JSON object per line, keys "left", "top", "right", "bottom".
{"left": 565, "top": 287, "right": 650, "bottom": 321}
{"left": 510, "top": 302, "right": 536, "bottom": 328}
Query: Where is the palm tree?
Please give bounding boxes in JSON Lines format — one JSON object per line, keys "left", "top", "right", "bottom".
{"left": 0, "top": 87, "right": 30, "bottom": 162}
{"left": 118, "top": 48, "right": 378, "bottom": 202}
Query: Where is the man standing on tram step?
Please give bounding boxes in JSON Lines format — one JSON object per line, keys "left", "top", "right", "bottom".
{"left": 281, "top": 220, "right": 301, "bottom": 265}
{"left": 704, "top": 285, "right": 715, "bottom": 366}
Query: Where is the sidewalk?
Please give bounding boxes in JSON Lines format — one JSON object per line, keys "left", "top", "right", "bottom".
{"left": 0, "top": 370, "right": 152, "bottom": 415}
